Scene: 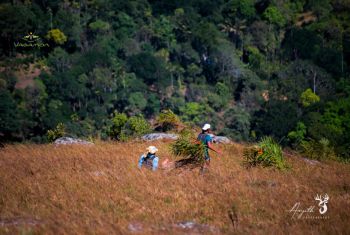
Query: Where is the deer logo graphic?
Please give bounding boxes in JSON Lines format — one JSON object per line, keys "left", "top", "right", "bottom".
{"left": 315, "top": 194, "right": 329, "bottom": 214}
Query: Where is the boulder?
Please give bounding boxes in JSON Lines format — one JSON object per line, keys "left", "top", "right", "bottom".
{"left": 302, "top": 158, "right": 320, "bottom": 165}
{"left": 141, "top": 133, "right": 179, "bottom": 141}
{"left": 212, "top": 135, "right": 231, "bottom": 144}
{"left": 54, "top": 137, "right": 94, "bottom": 146}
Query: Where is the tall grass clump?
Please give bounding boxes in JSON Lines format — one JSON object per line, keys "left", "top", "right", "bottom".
{"left": 243, "top": 136, "right": 287, "bottom": 169}
{"left": 171, "top": 130, "right": 205, "bottom": 166}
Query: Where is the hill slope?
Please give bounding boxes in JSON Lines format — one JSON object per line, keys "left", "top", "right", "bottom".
{"left": 0, "top": 142, "right": 349, "bottom": 234}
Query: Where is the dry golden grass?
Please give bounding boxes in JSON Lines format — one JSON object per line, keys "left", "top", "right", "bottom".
{"left": 0, "top": 141, "right": 349, "bottom": 234}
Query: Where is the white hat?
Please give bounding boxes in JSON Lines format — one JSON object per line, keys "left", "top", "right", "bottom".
{"left": 146, "top": 146, "right": 158, "bottom": 154}
{"left": 202, "top": 123, "right": 211, "bottom": 131}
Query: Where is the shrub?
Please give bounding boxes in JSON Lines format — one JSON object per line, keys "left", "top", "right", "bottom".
{"left": 120, "top": 115, "right": 151, "bottom": 141}
{"left": 243, "top": 136, "right": 287, "bottom": 169}
{"left": 108, "top": 112, "right": 150, "bottom": 141}
{"left": 109, "top": 112, "right": 128, "bottom": 139}
{"left": 46, "top": 29, "right": 67, "bottom": 45}
{"left": 171, "top": 130, "right": 205, "bottom": 165}
{"left": 300, "top": 88, "right": 320, "bottom": 107}
{"left": 155, "top": 109, "right": 182, "bottom": 132}
{"left": 287, "top": 122, "right": 306, "bottom": 147}
{"left": 47, "top": 123, "right": 65, "bottom": 142}
{"left": 300, "top": 138, "right": 336, "bottom": 161}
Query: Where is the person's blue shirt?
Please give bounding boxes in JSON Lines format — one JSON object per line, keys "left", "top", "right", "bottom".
{"left": 138, "top": 153, "right": 159, "bottom": 171}
{"left": 197, "top": 133, "right": 213, "bottom": 161}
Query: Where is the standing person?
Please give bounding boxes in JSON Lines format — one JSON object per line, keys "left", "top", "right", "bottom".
{"left": 197, "top": 123, "right": 222, "bottom": 172}
{"left": 138, "top": 146, "right": 159, "bottom": 171}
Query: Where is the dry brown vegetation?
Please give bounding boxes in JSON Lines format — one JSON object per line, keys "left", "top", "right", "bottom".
{"left": 0, "top": 141, "right": 349, "bottom": 234}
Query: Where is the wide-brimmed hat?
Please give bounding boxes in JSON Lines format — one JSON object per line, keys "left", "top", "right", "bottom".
{"left": 146, "top": 146, "right": 158, "bottom": 154}
{"left": 202, "top": 123, "right": 211, "bottom": 131}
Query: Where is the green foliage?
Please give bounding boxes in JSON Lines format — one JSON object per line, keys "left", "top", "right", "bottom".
{"left": 89, "top": 20, "right": 110, "bottom": 32}
{"left": 109, "top": 112, "right": 128, "bottom": 140}
{"left": 0, "top": 88, "right": 19, "bottom": 138}
{"left": 113, "top": 12, "right": 136, "bottom": 38}
{"left": 0, "top": 0, "right": 349, "bottom": 148}
{"left": 127, "top": 92, "right": 147, "bottom": 112}
{"left": 246, "top": 46, "right": 264, "bottom": 70}
{"left": 306, "top": 0, "right": 332, "bottom": 18}
{"left": 47, "top": 123, "right": 65, "bottom": 142}
{"left": 300, "top": 89, "right": 320, "bottom": 107}
{"left": 222, "top": 107, "right": 251, "bottom": 141}
{"left": 192, "top": 22, "right": 219, "bottom": 52}
{"left": 171, "top": 130, "right": 205, "bottom": 164}
{"left": 300, "top": 138, "right": 336, "bottom": 161}
{"left": 156, "top": 109, "right": 182, "bottom": 132}
{"left": 46, "top": 29, "right": 67, "bottom": 45}
{"left": 179, "top": 102, "right": 214, "bottom": 125}
{"left": 108, "top": 112, "right": 150, "bottom": 141}
{"left": 47, "top": 47, "right": 71, "bottom": 72}
{"left": 255, "top": 100, "right": 298, "bottom": 139}
{"left": 223, "top": 0, "right": 256, "bottom": 20}
{"left": 287, "top": 122, "right": 307, "bottom": 146}
{"left": 120, "top": 115, "right": 151, "bottom": 141}
{"left": 305, "top": 98, "right": 350, "bottom": 150}
{"left": 243, "top": 137, "right": 287, "bottom": 169}
{"left": 262, "top": 6, "right": 287, "bottom": 27}
{"left": 153, "top": 15, "right": 176, "bottom": 48}
{"left": 127, "top": 52, "right": 170, "bottom": 86}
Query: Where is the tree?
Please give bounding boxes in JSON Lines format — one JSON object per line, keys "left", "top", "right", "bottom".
{"left": 0, "top": 89, "right": 19, "bottom": 139}
{"left": 46, "top": 29, "right": 67, "bottom": 45}
{"left": 300, "top": 88, "right": 320, "bottom": 107}
{"left": 305, "top": 0, "right": 332, "bottom": 19}
{"left": 127, "top": 52, "right": 170, "bottom": 86}
{"left": 262, "top": 6, "right": 287, "bottom": 28}
{"left": 112, "top": 12, "right": 136, "bottom": 39}
{"left": 127, "top": 92, "right": 147, "bottom": 113}
{"left": 254, "top": 100, "right": 298, "bottom": 139}
{"left": 222, "top": 0, "right": 255, "bottom": 20}
{"left": 47, "top": 47, "right": 71, "bottom": 72}
{"left": 89, "top": 20, "right": 110, "bottom": 32}
{"left": 192, "top": 21, "right": 220, "bottom": 53}
{"left": 109, "top": 112, "right": 128, "bottom": 139}
{"left": 222, "top": 106, "right": 251, "bottom": 141}
{"left": 153, "top": 15, "right": 176, "bottom": 48}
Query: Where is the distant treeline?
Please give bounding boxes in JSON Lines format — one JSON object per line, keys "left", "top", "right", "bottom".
{"left": 0, "top": 0, "right": 349, "bottom": 159}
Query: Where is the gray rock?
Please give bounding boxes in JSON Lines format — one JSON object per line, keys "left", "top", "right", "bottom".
{"left": 54, "top": 137, "right": 94, "bottom": 146}
{"left": 302, "top": 158, "right": 320, "bottom": 165}
{"left": 173, "top": 221, "right": 219, "bottom": 233}
{"left": 0, "top": 218, "right": 42, "bottom": 226}
{"left": 211, "top": 135, "right": 231, "bottom": 144}
{"left": 128, "top": 222, "right": 143, "bottom": 233}
{"left": 141, "top": 133, "right": 179, "bottom": 141}
{"left": 127, "top": 221, "right": 219, "bottom": 234}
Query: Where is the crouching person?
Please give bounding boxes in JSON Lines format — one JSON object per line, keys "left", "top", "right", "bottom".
{"left": 138, "top": 146, "right": 159, "bottom": 171}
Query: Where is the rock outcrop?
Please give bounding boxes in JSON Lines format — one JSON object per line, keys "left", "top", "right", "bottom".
{"left": 141, "top": 133, "right": 178, "bottom": 141}
{"left": 54, "top": 137, "right": 94, "bottom": 146}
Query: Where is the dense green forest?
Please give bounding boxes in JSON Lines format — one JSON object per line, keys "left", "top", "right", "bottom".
{"left": 0, "top": 0, "right": 349, "bottom": 159}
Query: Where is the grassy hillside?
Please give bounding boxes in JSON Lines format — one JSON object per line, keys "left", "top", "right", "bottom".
{"left": 0, "top": 141, "right": 349, "bottom": 234}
